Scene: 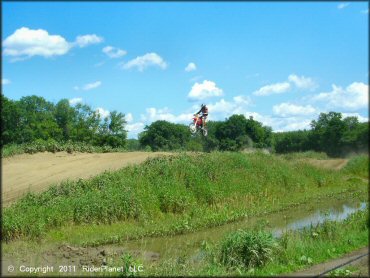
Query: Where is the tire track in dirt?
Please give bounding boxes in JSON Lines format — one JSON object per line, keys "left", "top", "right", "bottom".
{"left": 2, "top": 152, "right": 170, "bottom": 207}
{"left": 303, "top": 159, "right": 349, "bottom": 170}
{"left": 287, "top": 246, "right": 369, "bottom": 276}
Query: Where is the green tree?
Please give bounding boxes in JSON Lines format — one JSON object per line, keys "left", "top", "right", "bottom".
{"left": 139, "top": 120, "right": 191, "bottom": 151}
{"left": 311, "top": 112, "right": 346, "bottom": 157}
{"left": 1, "top": 95, "right": 22, "bottom": 145}
{"left": 17, "top": 95, "right": 62, "bottom": 142}
{"left": 54, "top": 99, "right": 76, "bottom": 141}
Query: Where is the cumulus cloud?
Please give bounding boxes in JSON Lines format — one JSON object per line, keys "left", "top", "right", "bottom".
{"left": 311, "top": 82, "right": 368, "bottom": 110}
{"left": 337, "top": 3, "right": 350, "bottom": 9}
{"left": 253, "top": 82, "right": 291, "bottom": 96}
{"left": 3, "top": 27, "right": 103, "bottom": 61}
{"left": 233, "top": 95, "right": 251, "bottom": 105}
{"left": 185, "top": 62, "right": 197, "bottom": 72}
{"left": 82, "top": 81, "right": 102, "bottom": 91}
{"left": 122, "top": 53, "right": 167, "bottom": 71}
{"left": 273, "top": 103, "right": 317, "bottom": 117}
{"left": 96, "top": 107, "right": 110, "bottom": 119}
{"left": 188, "top": 80, "right": 223, "bottom": 101}
{"left": 140, "top": 107, "right": 192, "bottom": 123}
{"left": 69, "top": 97, "right": 83, "bottom": 105}
{"left": 102, "top": 46, "right": 127, "bottom": 58}
{"left": 126, "top": 122, "right": 145, "bottom": 139}
{"left": 342, "top": 112, "right": 368, "bottom": 122}
{"left": 288, "top": 74, "right": 317, "bottom": 90}
{"left": 242, "top": 112, "right": 312, "bottom": 132}
{"left": 2, "top": 78, "right": 11, "bottom": 85}
{"left": 3, "top": 27, "right": 71, "bottom": 59}
{"left": 74, "top": 34, "right": 103, "bottom": 48}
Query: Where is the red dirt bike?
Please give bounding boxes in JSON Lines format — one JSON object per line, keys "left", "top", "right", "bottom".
{"left": 189, "top": 114, "right": 208, "bottom": 136}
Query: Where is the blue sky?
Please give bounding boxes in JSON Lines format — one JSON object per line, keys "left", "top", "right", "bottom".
{"left": 2, "top": 1, "right": 369, "bottom": 138}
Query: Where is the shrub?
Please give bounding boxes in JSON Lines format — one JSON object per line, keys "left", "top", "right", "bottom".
{"left": 220, "top": 229, "right": 277, "bottom": 269}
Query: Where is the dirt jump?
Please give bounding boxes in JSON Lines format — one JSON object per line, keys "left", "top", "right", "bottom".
{"left": 2, "top": 151, "right": 168, "bottom": 207}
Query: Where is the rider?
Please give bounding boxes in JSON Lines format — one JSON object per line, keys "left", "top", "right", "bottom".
{"left": 194, "top": 103, "right": 208, "bottom": 129}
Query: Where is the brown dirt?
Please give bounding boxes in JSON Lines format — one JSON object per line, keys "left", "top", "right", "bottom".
{"left": 304, "top": 158, "right": 349, "bottom": 170}
{"left": 2, "top": 242, "right": 160, "bottom": 276}
{"left": 287, "top": 246, "right": 369, "bottom": 277}
{"left": 2, "top": 151, "right": 170, "bottom": 207}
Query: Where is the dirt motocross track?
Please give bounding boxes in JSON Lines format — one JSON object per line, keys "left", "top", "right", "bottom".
{"left": 2, "top": 151, "right": 168, "bottom": 207}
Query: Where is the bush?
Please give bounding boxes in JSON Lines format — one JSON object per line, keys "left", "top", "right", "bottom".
{"left": 220, "top": 229, "right": 277, "bottom": 269}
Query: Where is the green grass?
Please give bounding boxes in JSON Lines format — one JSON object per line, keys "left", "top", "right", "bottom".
{"left": 145, "top": 208, "right": 368, "bottom": 276}
{"left": 342, "top": 155, "right": 369, "bottom": 179}
{"left": 3, "top": 152, "right": 367, "bottom": 243}
{"left": 1, "top": 139, "right": 128, "bottom": 158}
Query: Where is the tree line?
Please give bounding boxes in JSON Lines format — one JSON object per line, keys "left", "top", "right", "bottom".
{"left": 1, "top": 95, "right": 127, "bottom": 148}
{"left": 2, "top": 95, "right": 368, "bottom": 157}
{"left": 274, "top": 112, "right": 368, "bottom": 157}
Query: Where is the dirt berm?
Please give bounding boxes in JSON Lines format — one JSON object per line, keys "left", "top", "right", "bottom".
{"left": 2, "top": 151, "right": 169, "bottom": 207}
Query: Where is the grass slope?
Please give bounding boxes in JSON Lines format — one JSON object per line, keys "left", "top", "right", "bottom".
{"left": 3, "top": 152, "right": 367, "bottom": 242}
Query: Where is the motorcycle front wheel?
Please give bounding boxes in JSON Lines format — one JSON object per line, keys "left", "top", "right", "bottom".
{"left": 189, "top": 123, "right": 197, "bottom": 134}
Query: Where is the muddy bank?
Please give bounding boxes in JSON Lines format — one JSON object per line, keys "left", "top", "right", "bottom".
{"left": 2, "top": 196, "right": 366, "bottom": 276}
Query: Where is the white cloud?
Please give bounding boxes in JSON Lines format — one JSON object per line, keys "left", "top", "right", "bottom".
{"left": 342, "top": 113, "right": 368, "bottom": 122}
{"left": 185, "top": 62, "right": 197, "bottom": 72}
{"left": 253, "top": 82, "right": 291, "bottom": 96}
{"left": 273, "top": 103, "right": 317, "bottom": 117}
{"left": 188, "top": 80, "right": 223, "bottom": 101}
{"left": 361, "top": 9, "right": 369, "bottom": 14}
{"left": 82, "top": 81, "right": 102, "bottom": 91}
{"left": 311, "top": 82, "right": 368, "bottom": 110}
{"left": 126, "top": 122, "right": 145, "bottom": 138}
{"left": 102, "top": 46, "right": 127, "bottom": 58}
{"left": 3, "top": 27, "right": 71, "bottom": 59}
{"left": 126, "top": 113, "right": 133, "bottom": 123}
{"left": 69, "top": 97, "right": 83, "bottom": 105}
{"left": 140, "top": 107, "right": 192, "bottom": 123}
{"left": 202, "top": 95, "right": 252, "bottom": 120}
{"left": 337, "top": 3, "right": 350, "bottom": 9}
{"left": 288, "top": 74, "right": 317, "bottom": 90}
{"left": 96, "top": 107, "right": 110, "bottom": 119}
{"left": 122, "top": 53, "right": 167, "bottom": 71}
{"left": 74, "top": 34, "right": 103, "bottom": 48}
{"left": 2, "top": 78, "right": 11, "bottom": 85}
{"left": 243, "top": 112, "right": 312, "bottom": 132}
{"left": 207, "top": 99, "right": 235, "bottom": 115}
{"left": 233, "top": 95, "right": 251, "bottom": 105}
{"left": 3, "top": 27, "right": 104, "bottom": 61}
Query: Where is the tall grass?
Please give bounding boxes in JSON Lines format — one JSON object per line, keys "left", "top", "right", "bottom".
{"left": 2, "top": 152, "right": 366, "bottom": 241}
{"left": 147, "top": 209, "right": 368, "bottom": 276}
{"left": 342, "top": 155, "right": 369, "bottom": 179}
{"left": 1, "top": 139, "right": 127, "bottom": 158}
{"left": 220, "top": 229, "right": 277, "bottom": 268}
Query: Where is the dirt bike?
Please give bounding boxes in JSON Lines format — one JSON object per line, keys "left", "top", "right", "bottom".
{"left": 189, "top": 114, "right": 208, "bottom": 136}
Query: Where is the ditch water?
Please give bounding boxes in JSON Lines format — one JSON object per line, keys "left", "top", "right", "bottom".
{"left": 120, "top": 198, "right": 367, "bottom": 263}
